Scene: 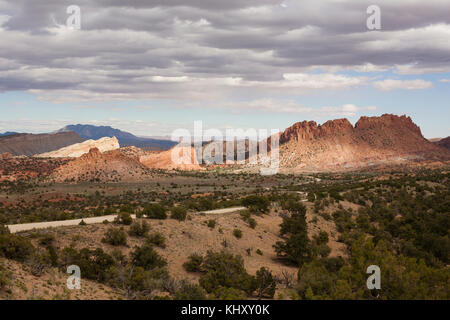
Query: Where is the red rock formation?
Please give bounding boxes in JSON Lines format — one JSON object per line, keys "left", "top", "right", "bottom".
{"left": 51, "top": 147, "right": 152, "bottom": 182}
{"left": 276, "top": 114, "right": 450, "bottom": 172}
{"left": 434, "top": 136, "right": 450, "bottom": 150}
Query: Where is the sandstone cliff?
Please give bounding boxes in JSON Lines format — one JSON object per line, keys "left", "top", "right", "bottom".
{"left": 37, "top": 137, "right": 120, "bottom": 158}
{"left": 275, "top": 114, "right": 450, "bottom": 172}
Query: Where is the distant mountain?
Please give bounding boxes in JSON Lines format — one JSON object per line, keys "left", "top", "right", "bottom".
{"left": 58, "top": 124, "right": 176, "bottom": 150}
{"left": 0, "top": 132, "right": 84, "bottom": 156}
{"left": 433, "top": 136, "right": 450, "bottom": 150}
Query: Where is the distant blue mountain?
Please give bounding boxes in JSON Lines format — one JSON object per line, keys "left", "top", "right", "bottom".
{"left": 58, "top": 124, "right": 176, "bottom": 150}
{"left": 0, "top": 131, "right": 19, "bottom": 136}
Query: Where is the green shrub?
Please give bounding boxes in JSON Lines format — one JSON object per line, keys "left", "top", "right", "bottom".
{"left": 240, "top": 210, "right": 257, "bottom": 228}
{"left": 146, "top": 232, "right": 166, "bottom": 248}
{"left": 39, "top": 234, "right": 55, "bottom": 247}
{"left": 199, "top": 251, "right": 256, "bottom": 295}
{"left": 0, "top": 231, "right": 34, "bottom": 262}
{"left": 256, "top": 249, "right": 263, "bottom": 256}
{"left": 102, "top": 227, "right": 127, "bottom": 246}
{"left": 315, "top": 231, "right": 329, "bottom": 245}
{"left": 171, "top": 207, "right": 187, "bottom": 221}
{"left": 60, "top": 247, "right": 115, "bottom": 282}
{"left": 213, "top": 286, "right": 247, "bottom": 300}
{"left": 255, "top": 267, "right": 276, "bottom": 299}
{"left": 207, "top": 220, "right": 216, "bottom": 229}
{"left": 131, "top": 244, "right": 167, "bottom": 270}
{"left": 233, "top": 229, "right": 243, "bottom": 239}
{"left": 248, "top": 218, "right": 257, "bottom": 229}
{"left": 115, "top": 212, "right": 133, "bottom": 225}
{"left": 242, "top": 195, "right": 270, "bottom": 213}
{"left": 174, "top": 281, "right": 207, "bottom": 300}
{"left": 183, "top": 253, "right": 203, "bottom": 272}
{"left": 143, "top": 204, "right": 167, "bottom": 219}
{"left": 0, "top": 259, "right": 11, "bottom": 290}
{"left": 128, "top": 221, "right": 150, "bottom": 237}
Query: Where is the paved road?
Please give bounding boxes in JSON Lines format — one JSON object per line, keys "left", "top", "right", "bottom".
{"left": 6, "top": 207, "right": 247, "bottom": 233}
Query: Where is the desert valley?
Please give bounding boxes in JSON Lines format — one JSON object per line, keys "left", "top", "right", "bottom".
{"left": 0, "top": 114, "right": 449, "bottom": 300}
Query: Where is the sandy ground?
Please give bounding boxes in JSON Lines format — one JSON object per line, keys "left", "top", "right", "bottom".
{"left": 1, "top": 259, "right": 123, "bottom": 300}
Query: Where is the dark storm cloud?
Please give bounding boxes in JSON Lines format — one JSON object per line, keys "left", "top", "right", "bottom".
{"left": 0, "top": 0, "right": 449, "bottom": 101}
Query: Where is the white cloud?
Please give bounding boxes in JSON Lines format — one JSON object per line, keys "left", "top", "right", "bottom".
{"left": 220, "top": 99, "right": 376, "bottom": 117}
{"left": 373, "top": 79, "right": 433, "bottom": 91}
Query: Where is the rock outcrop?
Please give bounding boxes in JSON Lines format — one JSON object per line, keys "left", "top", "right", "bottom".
{"left": 51, "top": 147, "right": 151, "bottom": 182}
{"left": 433, "top": 136, "right": 450, "bottom": 150}
{"left": 139, "top": 144, "right": 203, "bottom": 171}
{"left": 0, "top": 132, "right": 83, "bottom": 157}
{"left": 275, "top": 114, "right": 450, "bottom": 172}
{"left": 37, "top": 137, "right": 120, "bottom": 158}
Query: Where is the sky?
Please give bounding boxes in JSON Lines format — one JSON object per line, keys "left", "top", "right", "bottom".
{"left": 0, "top": 0, "right": 449, "bottom": 138}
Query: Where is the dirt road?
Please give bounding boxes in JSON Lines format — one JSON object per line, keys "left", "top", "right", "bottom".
{"left": 7, "top": 207, "right": 247, "bottom": 233}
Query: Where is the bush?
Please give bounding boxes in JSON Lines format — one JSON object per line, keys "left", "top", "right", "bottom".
{"left": 240, "top": 210, "right": 257, "bottom": 228}
{"left": 171, "top": 207, "right": 187, "bottom": 221}
{"left": 0, "top": 259, "right": 11, "bottom": 290}
{"left": 143, "top": 204, "right": 167, "bottom": 219}
{"left": 120, "top": 204, "right": 134, "bottom": 213}
{"left": 60, "top": 247, "right": 115, "bottom": 282}
{"left": 255, "top": 267, "right": 276, "bottom": 299}
{"left": 146, "top": 232, "right": 166, "bottom": 248}
{"left": 131, "top": 244, "right": 167, "bottom": 270}
{"left": 213, "top": 286, "right": 247, "bottom": 300}
{"left": 0, "top": 232, "right": 34, "bottom": 262}
{"left": 115, "top": 212, "right": 133, "bottom": 225}
{"left": 39, "top": 234, "right": 55, "bottom": 247}
{"left": 108, "top": 265, "right": 169, "bottom": 298}
{"left": 256, "top": 249, "right": 263, "bottom": 256}
{"left": 128, "top": 221, "right": 150, "bottom": 237}
{"left": 174, "top": 281, "right": 207, "bottom": 300}
{"left": 207, "top": 220, "right": 216, "bottom": 229}
{"left": 102, "top": 227, "right": 127, "bottom": 246}
{"left": 199, "top": 251, "right": 256, "bottom": 295}
{"left": 183, "top": 253, "right": 204, "bottom": 272}
{"left": 315, "top": 231, "right": 329, "bottom": 245}
{"left": 233, "top": 229, "right": 243, "bottom": 239}
{"left": 242, "top": 195, "right": 270, "bottom": 213}
{"left": 248, "top": 218, "right": 257, "bottom": 229}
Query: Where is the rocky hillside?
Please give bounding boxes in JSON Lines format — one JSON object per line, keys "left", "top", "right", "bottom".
{"left": 275, "top": 114, "right": 450, "bottom": 172}
{"left": 51, "top": 147, "right": 152, "bottom": 182}
{"left": 139, "top": 144, "right": 203, "bottom": 171}
{"left": 433, "top": 136, "right": 450, "bottom": 150}
{"left": 37, "top": 137, "right": 120, "bottom": 158}
{"left": 0, "top": 132, "right": 83, "bottom": 156}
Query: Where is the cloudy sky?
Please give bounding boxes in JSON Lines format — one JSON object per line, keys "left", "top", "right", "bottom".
{"left": 0, "top": 0, "right": 449, "bottom": 138}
